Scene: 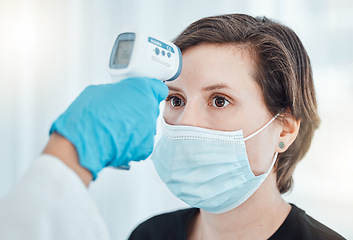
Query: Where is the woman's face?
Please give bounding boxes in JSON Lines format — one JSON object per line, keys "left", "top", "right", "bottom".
{"left": 164, "top": 44, "right": 282, "bottom": 175}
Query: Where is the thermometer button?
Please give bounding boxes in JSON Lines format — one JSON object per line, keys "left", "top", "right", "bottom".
{"left": 155, "top": 47, "right": 160, "bottom": 55}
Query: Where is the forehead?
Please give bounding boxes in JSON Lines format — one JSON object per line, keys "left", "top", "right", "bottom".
{"left": 167, "top": 43, "right": 260, "bottom": 96}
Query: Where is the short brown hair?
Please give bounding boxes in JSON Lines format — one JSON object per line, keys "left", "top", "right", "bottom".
{"left": 174, "top": 14, "right": 320, "bottom": 194}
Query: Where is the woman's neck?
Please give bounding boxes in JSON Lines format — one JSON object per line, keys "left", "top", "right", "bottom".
{"left": 188, "top": 173, "right": 291, "bottom": 240}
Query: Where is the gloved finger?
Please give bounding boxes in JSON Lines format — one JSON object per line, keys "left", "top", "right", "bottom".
{"left": 149, "top": 78, "right": 169, "bottom": 102}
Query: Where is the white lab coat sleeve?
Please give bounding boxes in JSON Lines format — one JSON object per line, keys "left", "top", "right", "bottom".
{"left": 0, "top": 154, "right": 111, "bottom": 240}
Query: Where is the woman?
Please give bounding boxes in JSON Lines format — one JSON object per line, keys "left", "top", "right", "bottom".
{"left": 128, "top": 14, "right": 345, "bottom": 239}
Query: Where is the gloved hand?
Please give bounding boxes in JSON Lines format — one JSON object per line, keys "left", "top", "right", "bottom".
{"left": 49, "top": 77, "right": 169, "bottom": 180}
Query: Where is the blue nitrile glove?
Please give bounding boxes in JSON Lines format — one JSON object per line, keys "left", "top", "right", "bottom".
{"left": 49, "top": 77, "right": 169, "bottom": 180}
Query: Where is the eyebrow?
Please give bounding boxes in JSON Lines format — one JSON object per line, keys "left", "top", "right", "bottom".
{"left": 202, "top": 83, "right": 231, "bottom": 91}
{"left": 167, "top": 83, "right": 232, "bottom": 92}
{"left": 167, "top": 86, "right": 183, "bottom": 92}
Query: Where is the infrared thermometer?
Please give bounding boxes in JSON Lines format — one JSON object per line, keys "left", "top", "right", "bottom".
{"left": 109, "top": 31, "right": 182, "bottom": 82}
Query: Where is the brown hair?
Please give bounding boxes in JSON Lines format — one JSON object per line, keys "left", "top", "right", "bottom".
{"left": 174, "top": 14, "right": 320, "bottom": 194}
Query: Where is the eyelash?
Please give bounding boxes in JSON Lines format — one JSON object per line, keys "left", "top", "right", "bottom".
{"left": 165, "top": 95, "right": 186, "bottom": 108}
{"left": 210, "top": 94, "right": 231, "bottom": 109}
{"left": 165, "top": 94, "right": 231, "bottom": 109}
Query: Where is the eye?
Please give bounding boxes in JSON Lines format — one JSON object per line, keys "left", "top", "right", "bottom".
{"left": 166, "top": 95, "right": 185, "bottom": 107}
{"left": 212, "top": 95, "right": 230, "bottom": 108}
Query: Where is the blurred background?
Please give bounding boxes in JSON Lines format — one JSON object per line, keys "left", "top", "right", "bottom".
{"left": 0, "top": 0, "right": 352, "bottom": 239}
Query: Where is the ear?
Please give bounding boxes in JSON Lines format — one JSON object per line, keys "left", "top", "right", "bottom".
{"left": 276, "top": 113, "right": 301, "bottom": 153}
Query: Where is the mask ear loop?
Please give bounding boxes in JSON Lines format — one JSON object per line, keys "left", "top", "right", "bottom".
{"left": 243, "top": 112, "right": 281, "bottom": 141}
{"left": 265, "top": 152, "right": 279, "bottom": 175}
{"left": 244, "top": 111, "right": 283, "bottom": 175}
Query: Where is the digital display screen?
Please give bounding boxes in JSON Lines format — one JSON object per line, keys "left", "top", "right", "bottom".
{"left": 114, "top": 40, "right": 134, "bottom": 66}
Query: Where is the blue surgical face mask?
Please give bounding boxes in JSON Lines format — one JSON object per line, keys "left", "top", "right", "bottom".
{"left": 151, "top": 115, "right": 279, "bottom": 214}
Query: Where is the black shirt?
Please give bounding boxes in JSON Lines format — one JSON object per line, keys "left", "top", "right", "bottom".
{"left": 128, "top": 204, "right": 346, "bottom": 240}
